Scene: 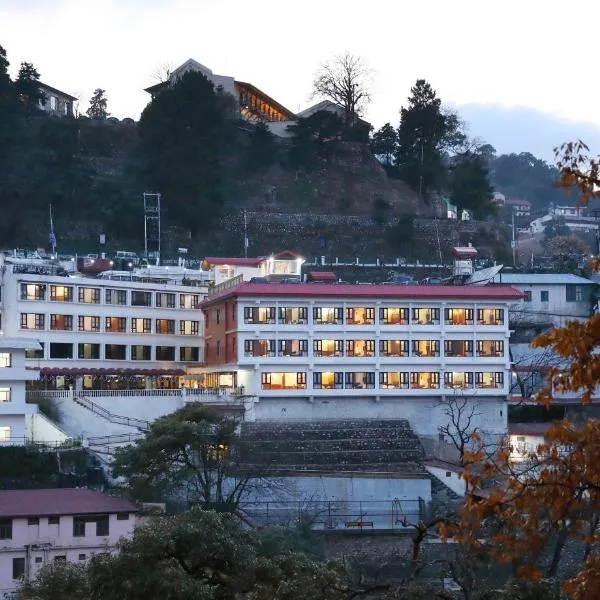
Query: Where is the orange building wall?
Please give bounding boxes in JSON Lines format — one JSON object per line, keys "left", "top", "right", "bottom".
{"left": 203, "top": 299, "right": 237, "bottom": 366}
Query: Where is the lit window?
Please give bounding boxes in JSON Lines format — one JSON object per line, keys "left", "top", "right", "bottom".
{"left": 0, "top": 427, "right": 10, "bottom": 442}
{"left": 155, "top": 319, "right": 175, "bottom": 334}
{"left": 156, "top": 292, "right": 175, "bottom": 308}
{"left": 476, "top": 372, "right": 504, "bottom": 388}
{"left": 244, "top": 340, "right": 275, "bottom": 357}
{"left": 50, "top": 285, "right": 73, "bottom": 302}
{"left": 476, "top": 340, "right": 504, "bottom": 357}
{"left": 78, "top": 316, "right": 100, "bottom": 332}
{"left": 444, "top": 372, "right": 473, "bottom": 389}
{"left": 278, "top": 307, "right": 308, "bottom": 324}
{"left": 78, "top": 287, "right": 100, "bottom": 304}
{"left": 20, "top": 313, "right": 45, "bottom": 330}
{"left": 412, "top": 308, "right": 440, "bottom": 325}
{"left": 20, "top": 283, "right": 45, "bottom": 300}
{"left": 379, "top": 372, "right": 409, "bottom": 389}
{"left": 0, "top": 353, "right": 11, "bottom": 368}
{"left": 313, "top": 371, "right": 343, "bottom": 389}
{"left": 78, "top": 344, "right": 100, "bottom": 359}
{"left": 278, "top": 339, "right": 308, "bottom": 357}
{"left": 379, "top": 340, "right": 409, "bottom": 357}
{"left": 313, "top": 307, "right": 343, "bottom": 325}
{"left": 0, "top": 388, "right": 11, "bottom": 402}
{"left": 345, "top": 340, "right": 375, "bottom": 357}
{"left": 131, "top": 318, "right": 151, "bottom": 333}
{"left": 379, "top": 307, "right": 409, "bottom": 325}
{"left": 345, "top": 372, "right": 375, "bottom": 389}
{"left": 444, "top": 308, "right": 474, "bottom": 325}
{"left": 313, "top": 339, "right": 343, "bottom": 357}
{"left": 105, "top": 317, "right": 126, "bottom": 333}
{"left": 180, "top": 321, "right": 200, "bottom": 335}
{"left": 50, "top": 314, "right": 73, "bottom": 331}
{"left": 346, "top": 307, "right": 375, "bottom": 325}
{"left": 412, "top": 340, "right": 440, "bottom": 357}
{"left": 477, "top": 309, "right": 504, "bottom": 326}
{"left": 180, "top": 294, "right": 200, "bottom": 309}
{"left": 261, "top": 372, "right": 306, "bottom": 390}
{"left": 105, "top": 289, "right": 127, "bottom": 305}
{"left": 444, "top": 340, "right": 473, "bottom": 357}
{"left": 410, "top": 372, "right": 440, "bottom": 389}
{"left": 244, "top": 307, "right": 275, "bottom": 324}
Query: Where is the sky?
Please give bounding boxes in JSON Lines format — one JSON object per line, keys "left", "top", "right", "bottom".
{"left": 2, "top": 0, "right": 600, "bottom": 158}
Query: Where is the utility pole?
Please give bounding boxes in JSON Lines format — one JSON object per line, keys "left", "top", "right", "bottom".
{"left": 511, "top": 209, "right": 516, "bottom": 266}
{"left": 243, "top": 209, "right": 249, "bottom": 258}
{"left": 48, "top": 204, "right": 56, "bottom": 257}
{"left": 418, "top": 141, "right": 424, "bottom": 197}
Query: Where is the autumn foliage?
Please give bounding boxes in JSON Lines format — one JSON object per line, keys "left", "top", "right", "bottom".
{"left": 444, "top": 142, "right": 600, "bottom": 599}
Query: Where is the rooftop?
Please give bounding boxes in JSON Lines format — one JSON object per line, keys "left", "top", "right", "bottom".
{"left": 201, "top": 282, "right": 524, "bottom": 307}
{"left": 0, "top": 337, "right": 41, "bottom": 351}
{"left": 203, "top": 257, "right": 263, "bottom": 267}
{"left": 493, "top": 273, "right": 595, "bottom": 285}
{"left": 0, "top": 488, "right": 137, "bottom": 518}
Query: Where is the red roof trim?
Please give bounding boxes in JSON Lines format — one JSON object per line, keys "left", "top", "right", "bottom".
{"left": 201, "top": 282, "right": 524, "bottom": 308}
{"left": 204, "top": 257, "right": 263, "bottom": 267}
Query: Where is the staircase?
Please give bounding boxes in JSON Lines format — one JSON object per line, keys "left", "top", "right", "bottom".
{"left": 240, "top": 419, "right": 427, "bottom": 474}
{"left": 73, "top": 394, "right": 150, "bottom": 431}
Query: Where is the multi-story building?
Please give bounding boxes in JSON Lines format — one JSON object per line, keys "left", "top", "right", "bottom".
{"left": 38, "top": 82, "right": 77, "bottom": 117}
{"left": 192, "top": 282, "right": 522, "bottom": 439}
{"left": 0, "top": 260, "right": 206, "bottom": 390}
{"left": 0, "top": 488, "right": 136, "bottom": 595}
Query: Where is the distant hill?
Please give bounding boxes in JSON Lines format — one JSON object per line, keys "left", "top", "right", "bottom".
{"left": 458, "top": 103, "right": 600, "bottom": 162}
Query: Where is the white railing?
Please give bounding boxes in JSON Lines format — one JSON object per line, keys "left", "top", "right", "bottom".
{"left": 27, "top": 387, "right": 248, "bottom": 402}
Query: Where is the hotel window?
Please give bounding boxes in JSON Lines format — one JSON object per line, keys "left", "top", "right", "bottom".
{"left": 410, "top": 372, "right": 440, "bottom": 389}
{"left": 49, "top": 343, "right": 73, "bottom": 359}
{"left": 26, "top": 343, "right": 44, "bottom": 359}
{"left": 412, "top": 340, "right": 440, "bottom": 357}
{"left": 20, "top": 313, "right": 45, "bottom": 330}
{"left": 412, "top": 307, "right": 440, "bottom": 325}
{"left": 346, "top": 307, "right": 375, "bottom": 325}
{"left": 131, "top": 318, "right": 151, "bottom": 333}
{"left": 477, "top": 309, "right": 504, "bottom": 325}
{"left": 379, "top": 307, "right": 409, "bottom": 325}
{"left": 0, "top": 353, "right": 10, "bottom": 368}
{"left": 244, "top": 306, "right": 275, "bottom": 324}
{"left": 156, "top": 319, "right": 175, "bottom": 334}
{"left": 131, "top": 345, "right": 151, "bottom": 360}
{"left": 20, "top": 283, "right": 46, "bottom": 300}
{"left": 476, "top": 340, "right": 504, "bottom": 357}
{"left": 345, "top": 372, "right": 376, "bottom": 389}
{"left": 278, "top": 307, "right": 308, "bottom": 324}
{"left": 180, "top": 294, "right": 201, "bottom": 309}
{"left": 50, "top": 285, "right": 73, "bottom": 302}
{"left": 444, "top": 371, "right": 474, "bottom": 389}
{"left": 346, "top": 340, "right": 375, "bottom": 357}
{"left": 379, "top": 340, "right": 409, "bottom": 357}
{"left": 50, "top": 314, "right": 73, "bottom": 331}
{"left": 0, "top": 428, "right": 10, "bottom": 444}
{"left": 180, "top": 320, "right": 200, "bottom": 335}
{"left": 0, "top": 388, "right": 10, "bottom": 402}
{"left": 156, "top": 292, "right": 176, "bottom": 308}
{"left": 278, "top": 339, "right": 308, "bottom": 357}
{"left": 313, "top": 371, "right": 343, "bottom": 390}
{"left": 180, "top": 347, "right": 200, "bottom": 362}
{"left": 444, "top": 340, "right": 473, "bottom": 357}
{"left": 313, "top": 307, "right": 343, "bottom": 325}
{"left": 244, "top": 339, "right": 275, "bottom": 357}
{"left": 105, "top": 288, "right": 127, "bottom": 305}
{"left": 444, "top": 308, "right": 474, "bottom": 326}
{"left": 78, "top": 287, "right": 100, "bottom": 304}
{"left": 476, "top": 372, "right": 504, "bottom": 388}
{"left": 261, "top": 372, "right": 307, "bottom": 390}
{"left": 78, "top": 343, "right": 100, "bottom": 360}
{"left": 105, "top": 317, "right": 126, "bottom": 333}
{"left": 78, "top": 316, "right": 100, "bottom": 332}
{"left": 105, "top": 344, "right": 127, "bottom": 360}
{"left": 523, "top": 291, "right": 532, "bottom": 303}
{"left": 156, "top": 346, "right": 175, "bottom": 361}
{"left": 380, "top": 372, "right": 409, "bottom": 389}
{"left": 131, "top": 291, "right": 152, "bottom": 307}
{"left": 313, "top": 339, "right": 343, "bottom": 357}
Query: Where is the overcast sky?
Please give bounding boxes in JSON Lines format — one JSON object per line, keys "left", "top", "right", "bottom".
{"left": 2, "top": 0, "right": 599, "bottom": 149}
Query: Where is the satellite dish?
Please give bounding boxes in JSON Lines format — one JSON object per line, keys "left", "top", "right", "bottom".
{"left": 466, "top": 264, "right": 504, "bottom": 286}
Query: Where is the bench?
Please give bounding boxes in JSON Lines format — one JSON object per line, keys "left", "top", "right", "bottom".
{"left": 345, "top": 521, "right": 374, "bottom": 529}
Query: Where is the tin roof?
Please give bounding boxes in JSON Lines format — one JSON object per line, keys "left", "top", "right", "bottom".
{"left": 201, "top": 282, "right": 524, "bottom": 308}
{"left": 494, "top": 273, "right": 594, "bottom": 285}
{"left": 203, "top": 257, "right": 263, "bottom": 267}
{"left": 0, "top": 488, "right": 137, "bottom": 518}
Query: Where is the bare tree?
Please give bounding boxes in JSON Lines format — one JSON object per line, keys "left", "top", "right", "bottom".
{"left": 151, "top": 61, "right": 175, "bottom": 85}
{"left": 312, "top": 52, "right": 372, "bottom": 125}
{"left": 436, "top": 394, "right": 481, "bottom": 466}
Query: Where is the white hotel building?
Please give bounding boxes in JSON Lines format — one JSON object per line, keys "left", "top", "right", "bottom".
{"left": 0, "top": 261, "right": 206, "bottom": 390}
{"left": 195, "top": 282, "right": 523, "bottom": 438}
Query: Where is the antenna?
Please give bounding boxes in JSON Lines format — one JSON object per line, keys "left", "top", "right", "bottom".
{"left": 143, "top": 192, "right": 161, "bottom": 266}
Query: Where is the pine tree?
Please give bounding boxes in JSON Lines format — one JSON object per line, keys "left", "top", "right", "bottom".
{"left": 15, "top": 61, "right": 44, "bottom": 113}
{"left": 370, "top": 122, "right": 397, "bottom": 165}
{"left": 86, "top": 88, "right": 109, "bottom": 119}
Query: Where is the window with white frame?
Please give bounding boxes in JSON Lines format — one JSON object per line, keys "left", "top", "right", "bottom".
{"left": 0, "top": 353, "right": 11, "bottom": 368}
{"left": 0, "top": 388, "right": 11, "bottom": 402}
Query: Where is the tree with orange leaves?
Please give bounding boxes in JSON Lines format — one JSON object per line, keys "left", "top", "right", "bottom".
{"left": 444, "top": 141, "right": 600, "bottom": 599}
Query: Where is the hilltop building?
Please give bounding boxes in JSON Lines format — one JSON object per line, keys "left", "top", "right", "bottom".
{"left": 37, "top": 82, "right": 77, "bottom": 117}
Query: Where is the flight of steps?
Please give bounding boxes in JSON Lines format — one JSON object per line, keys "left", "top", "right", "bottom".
{"left": 240, "top": 419, "right": 427, "bottom": 475}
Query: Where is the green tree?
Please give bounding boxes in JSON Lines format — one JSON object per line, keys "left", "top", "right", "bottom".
{"left": 112, "top": 403, "right": 253, "bottom": 510}
{"left": 543, "top": 217, "right": 570, "bottom": 240}
{"left": 448, "top": 151, "right": 495, "bottom": 219}
{"left": 370, "top": 122, "right": 397, "bottom": 165}
{"left": 86, "top": 88, "right": 109, "bottom": 119}
{"left": 20, "top": 510, "right": 345, "bottom": 600}
{"left": 15, "top": 61, "right": 44, "bottom": 114}
{"left": 246, "top": 121, "right": 277, "bottom": 171}
{"left": 138, "top": 71, "right": 234, "bottom": 235}
{"left": 395, "top": 79, "right": 465, "bottom": 197}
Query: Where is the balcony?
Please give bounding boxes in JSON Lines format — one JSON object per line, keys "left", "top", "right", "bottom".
{"left": 410, "top": 372, "right": 440, "bottom": 389}
{"left": 380, "top": 307, "right": 409, "bottom": 325}
{"left": 412, "top": 308, "right": 440, "bottom": 326}
{"left": 346, "top": 307, "right": 375, "bottom": 325}
{"left": 477, "top": 309, "right": 504, "bottom": 326}
{"left": 445, "top": 308, "right": 474, "bottom": 326}
{"left": 412, "top": 340, "right": 440, "bottom": 357}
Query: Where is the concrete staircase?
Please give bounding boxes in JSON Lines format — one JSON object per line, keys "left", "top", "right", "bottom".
{"left": 240, "top": 419, "right": 427, "bottom": 474}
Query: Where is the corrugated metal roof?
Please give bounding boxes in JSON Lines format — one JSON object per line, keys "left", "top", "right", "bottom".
{"left": 494, "top": 273, "right": 595, "bottom": 285}
{"left": 201, "top": 282, "right": 524, "bottom": 308}
{"left": 0, "top": 489, "right": 137, "bottom": 518}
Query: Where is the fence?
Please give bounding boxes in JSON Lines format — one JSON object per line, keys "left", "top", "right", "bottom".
{"left": 240, "top": 499, "right": 425, "bottom": 531}
{"left": 26, "top": 387, "right": 247, "bottom": 401}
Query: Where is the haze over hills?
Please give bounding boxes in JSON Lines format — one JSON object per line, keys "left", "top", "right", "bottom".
{"left": 458, "top": 103, "right": 600, "bottom": 163}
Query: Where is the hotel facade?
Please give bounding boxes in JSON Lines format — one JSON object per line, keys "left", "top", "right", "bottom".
{"left": 193, "top": 282, "right": 522, "bottom": 438}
